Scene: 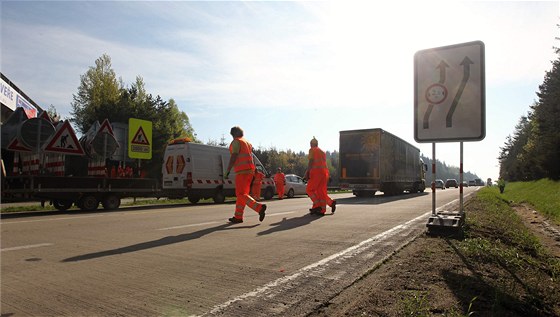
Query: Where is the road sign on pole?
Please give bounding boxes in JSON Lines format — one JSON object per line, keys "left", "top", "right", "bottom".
{"left": 128, "top": 118, "right": 152, "bottom": 159}
{"left": 414, "top": 41, "right": 485, "bottom": 143}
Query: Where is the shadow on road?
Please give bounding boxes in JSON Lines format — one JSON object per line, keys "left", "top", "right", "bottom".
{"left": 336, "top": 192, "right": 429, "bottom": 205}
{"left": 257, "top": 213, "right": 328, "bottom": 236}
{"left": 61, "top": 221, "right": 257, "bottom": 263}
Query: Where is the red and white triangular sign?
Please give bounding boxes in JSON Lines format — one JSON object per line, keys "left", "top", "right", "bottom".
{"left": 131, "top": 126, "right": 150, "bottom": 145}
{"left": 42, "top": 121, "right": 85, "bottom": 155}
{"left": 7, "top": 137, "right": 32, "bottom": 152}
{"left": 98, "top": 118, "right": 115, "bottom": 136}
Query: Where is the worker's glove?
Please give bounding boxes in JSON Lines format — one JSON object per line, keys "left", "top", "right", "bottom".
{"left": 224, "top": 170, "right": 230, "bottom": 179}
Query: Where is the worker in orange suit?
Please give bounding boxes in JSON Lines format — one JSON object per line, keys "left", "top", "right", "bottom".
{"left": 274, "top": 167, "right": 286, "bottom": 200}
{"left": 304, "top": 137, "right": 336, "bottom": 216}
{"left": 225, "top": 126, "right": 267, "bottom": 223}
{"left": 251, "top": 168, "right": 265, "bottom": 201}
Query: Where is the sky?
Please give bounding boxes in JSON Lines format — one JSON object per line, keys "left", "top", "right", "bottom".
{"left": 1, "top": 0, "right": 558, "bottom": 181}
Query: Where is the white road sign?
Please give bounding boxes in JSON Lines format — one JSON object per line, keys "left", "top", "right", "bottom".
{"left": 414, "top": 41, "right": 485, "bottom": 142}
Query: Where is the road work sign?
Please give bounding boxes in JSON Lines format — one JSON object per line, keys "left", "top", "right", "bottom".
{"left": 128, "top": 118, "right": 152, "bottom": 159}
{"left": 414, "top": 41, "right": 485, "bottom": 142}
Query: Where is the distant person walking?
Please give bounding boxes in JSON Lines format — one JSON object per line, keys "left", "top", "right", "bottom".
{"left": 274, "top": 167, "right": 286, "bottom": 199}
{"left": 225, "top": 126, "right": 266, "bottom": 223}
{"left": 498, "top": 178, "right": 506, "bottom": 194}
{"left": 304, "top": 137, "right": 336, "bottom": 216}
{"left": 251, "top": 168, "right": 265, "bottom": 201}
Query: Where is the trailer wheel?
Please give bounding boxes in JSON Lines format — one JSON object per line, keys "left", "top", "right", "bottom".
{"left": 79, "top": 195, "right": 99, "bottom": 211}
{"left": 213, "top": 190, "right": 225, "bottom": 204}
{"left": 53, "top": 199, "right": 73, "bottom": 211}
{"left": 263, "top": 187, "right": 274, "bottom": 200}
{"left": 102, "top": 194, "right": 121, "bottom": 210}
{"left": 188, "top": 196, "right": 200, "bottom": 204}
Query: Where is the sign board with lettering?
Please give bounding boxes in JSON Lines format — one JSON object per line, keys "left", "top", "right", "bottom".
{"left": 414, "top": 41, "right": 485, "bottom": 142}
{"left": 128, "top": 118, "right": 152, "bottom": 159}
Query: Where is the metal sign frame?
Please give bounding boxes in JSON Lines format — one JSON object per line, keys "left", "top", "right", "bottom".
{"left": 414, "top": 41, "right": 485, "bottom": 143}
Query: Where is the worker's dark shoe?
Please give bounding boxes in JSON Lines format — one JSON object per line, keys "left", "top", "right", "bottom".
{"left": 309, "top": 207, "right": 322, "bottom": 215}
{"left": 331, "top": 200, "right": 337, "bottom": 214}
{"left": 259, "top": 205, "right": 267, "bottom": 222}
{"left": 229, "top": 217, "right": 243, "bottom": 223}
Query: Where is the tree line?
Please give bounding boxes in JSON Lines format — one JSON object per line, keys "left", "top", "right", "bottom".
{"left": 498, "top": 46, "right": 560, "bottom": 181}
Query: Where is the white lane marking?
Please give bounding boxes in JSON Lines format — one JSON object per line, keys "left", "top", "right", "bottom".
{"left": 1, "top": 243, "right": 53, "bottom": 252}
{"left": 158, "top": 221, "right": 220, "bottom": 231}
{"left": 202, "top": 198, "right": 464, "bottom": 316}
{"left": 267, "top": 211, "right": 295, "bottom": 217}
{"left": 1, "top": 215, "right": 99, "bottom": 225}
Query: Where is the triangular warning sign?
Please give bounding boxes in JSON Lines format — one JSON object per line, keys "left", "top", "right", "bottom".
{"left": 7, "top": 137, "right": 32, "bottom": 152}
{"left": 131, "top": 126, "right": 150, "bottom": 145}
{"left": 38, "top": 110, "right": 52, "bottom": 123}
{"left": 97, "top": 118, "right": 115, "bottom": 136}
{"left": 42, "top": 121, "right": 85, "bottom": 155}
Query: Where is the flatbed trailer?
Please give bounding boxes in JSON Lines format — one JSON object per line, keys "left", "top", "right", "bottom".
{"left": 2, "top": 175, "right": 162, "bottom": 211}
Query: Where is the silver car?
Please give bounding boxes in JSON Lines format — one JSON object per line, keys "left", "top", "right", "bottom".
{"left": 284, "top": 174, "right": 307, "bottom": 198}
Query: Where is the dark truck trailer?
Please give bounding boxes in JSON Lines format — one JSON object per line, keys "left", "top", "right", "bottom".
{"left": 2, "top": 174, "right": 162, "bottom": 211}
{"left": 339, "top": 128, "right": 426, "bottom": 197}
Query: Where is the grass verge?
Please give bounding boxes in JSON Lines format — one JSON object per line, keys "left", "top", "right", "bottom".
{"left": 497, "top": 178, "right": 560, "bottom": 223}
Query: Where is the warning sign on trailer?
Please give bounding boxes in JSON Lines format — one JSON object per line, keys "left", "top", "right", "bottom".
{"left": 42, "top": 121, "right": 85, "bottom": 155}
{"left": 128, "top": 118, "right": 152, "bottom": 159}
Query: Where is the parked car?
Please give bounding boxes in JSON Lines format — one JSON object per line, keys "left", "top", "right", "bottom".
{"left": 462, "top": 181, "right": 468, "bottom": 187}
{"left": 468, "top": 180, "right": 476, "bottom": 186}
{"left": 445, "top": 179, "right": 458, "bottom": 188}
{"left": 432, "top": 179, "right": 445, "bottom": 189}
{"left": 283, "top": 174, "right": 307, "bottom": 198}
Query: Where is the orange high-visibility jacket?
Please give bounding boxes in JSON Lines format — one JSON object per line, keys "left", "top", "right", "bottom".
{"left": 230, "top": 137, "right": 255, "bottom": 172}
{"left": 309, "top": 147, "right": 328, "bottom": 173}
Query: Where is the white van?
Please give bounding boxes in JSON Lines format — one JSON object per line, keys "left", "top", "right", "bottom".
{"left": 162, "top": 138, "right": 275, "bottom": 203}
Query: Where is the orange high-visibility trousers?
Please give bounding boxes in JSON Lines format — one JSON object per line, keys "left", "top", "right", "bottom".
{"left": 306, "top": 171, "right": 334, "bottom": 214}
{"left": 251, "top": 178, "right": 262, "bottom": 201}
{"left": 234, "top": 173, "right": 265, "bottom": 220}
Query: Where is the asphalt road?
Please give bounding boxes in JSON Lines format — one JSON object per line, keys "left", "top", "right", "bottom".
{"left": 1, "top": 187, "right": 478, "bottom": 317}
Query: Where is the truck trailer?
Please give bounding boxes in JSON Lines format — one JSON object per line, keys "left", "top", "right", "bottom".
{"left": 339, "top": 128, "right": 426, "bottom": 197}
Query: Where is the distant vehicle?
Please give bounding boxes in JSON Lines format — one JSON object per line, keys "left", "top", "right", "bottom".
{"left": 462, "top": 181, "right": 469, "bottom": 187}
{"left": 474, "top": 178, "right": 485, "bottom": 186}
{"left": 339, "top": 128, "right": 427, "bottom": 197}
{"left": 445, "top": 179, "right": 458, "bottom": 188}
{"left": 433, "top": 179, "right": 445, "bottom": 189}
{"left": 468, "top": 180, "right": 476, "bottom": 186}
{"left": 283, "top": 174, "right": 307, "bottom": 198}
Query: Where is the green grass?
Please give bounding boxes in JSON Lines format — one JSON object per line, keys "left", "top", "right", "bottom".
{"left": 495, "top": 178, "right": 560, "bottom": 223}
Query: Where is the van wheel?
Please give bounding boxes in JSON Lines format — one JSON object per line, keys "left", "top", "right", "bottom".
{"left": 102, "top": 194, "right": 121, "bottom": 210}
{"left": 287, "top": 188, "right": 295, "bottom": 198}
{"left": 53, "top": 199, "right": 73, "bottom": 211}
{"left": 263, "top": 187, "right": 274, "bottom": 200}
{"left": 213, "top": 190, "right": 225, "bottom": 204}
{"left": 188, "top": 196, "right": 200, "bottom": 204}
{"left": 79, "top": 195, "right": 99, "bottom": 211}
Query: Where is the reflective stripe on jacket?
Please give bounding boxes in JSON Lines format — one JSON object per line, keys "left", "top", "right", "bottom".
{"left": 230, "top": 137, "right": 255, "bottom": 172}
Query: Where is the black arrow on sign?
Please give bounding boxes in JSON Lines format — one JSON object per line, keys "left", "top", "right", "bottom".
{"left": 423, "top": 60, "right": 449, "bottom": 129}
{"left": 446, "top": 56, "right": 473, "bottom": 128}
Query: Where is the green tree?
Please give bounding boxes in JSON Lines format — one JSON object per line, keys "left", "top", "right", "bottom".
{"left": 70, "top": 53, "right": 122, "bottom": 133}
{"left": 69, "top": 54, "right": 197, "bottom": 178}
{"left": 532, "top": 50, "right": 560, "bottom": 180}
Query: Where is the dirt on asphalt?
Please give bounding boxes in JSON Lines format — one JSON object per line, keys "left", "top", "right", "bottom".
{"left": 309, "top": 197, "right": 560, "bottom": 317}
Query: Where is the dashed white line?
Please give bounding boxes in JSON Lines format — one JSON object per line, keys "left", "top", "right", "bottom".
{"left": 1, "top": 243, "right": 53, "bottom": 252}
